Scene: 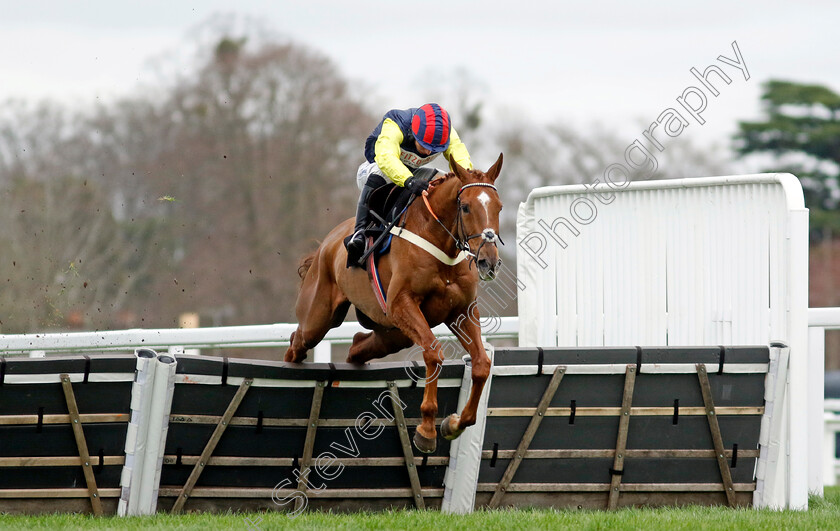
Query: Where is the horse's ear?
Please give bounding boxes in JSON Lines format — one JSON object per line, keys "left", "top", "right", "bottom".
{"left": 450, "top": 158, "right": 471, "bottom": 183}
{"left": 486, "top": 153, "right": 503, "bottom": 183}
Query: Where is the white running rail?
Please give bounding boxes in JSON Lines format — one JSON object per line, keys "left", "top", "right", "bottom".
{"left": 810, "top": 307, "right": 840, "bottom": 488}
{"left": 0, "top": 316, "right": 521, "bottom": 362}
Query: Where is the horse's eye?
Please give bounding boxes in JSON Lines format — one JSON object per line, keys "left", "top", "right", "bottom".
{"left": 461, "top": 204, "right": 470, "bottom": 214}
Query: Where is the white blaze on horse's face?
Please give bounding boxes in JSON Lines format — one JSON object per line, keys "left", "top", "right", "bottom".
{"left": 461, "top": 185, "right": 502, "bottom": 281}
{"left": 478, "top": 191, "right": 491, "bottom": 216}
{"left": 477, "top": 193, "right": 497, "bottom": 245}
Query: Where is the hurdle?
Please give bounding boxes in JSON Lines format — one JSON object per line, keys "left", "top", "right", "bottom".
{"left": 0, "top": 343, "right": 787, "bottom": 514}
{"left": 458, "top": 345, "right": 786, "bottom": 511}
{"left": 0, "top": 353, "right": 137, "bottom": 514}
{"left": 154, "top": 355, "right": 465, "bottom": 513}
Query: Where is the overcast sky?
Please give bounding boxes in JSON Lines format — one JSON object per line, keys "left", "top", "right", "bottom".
{"left": 1, "top": 1, "right": 837, "bottom": 155}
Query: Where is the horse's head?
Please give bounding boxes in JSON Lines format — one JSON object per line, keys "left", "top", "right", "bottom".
{"left": 450, "top": 153, "right": 504, "bottom": 281}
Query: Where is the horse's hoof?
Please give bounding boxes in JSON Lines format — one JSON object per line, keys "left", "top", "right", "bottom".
{"left": 440, "top": 413, "right": 465, "bottom": 441}
{"left": 413, "top": 430, "right": 437, "bottom": 454}
{"left": 283, "top": 349, "right": 304, "bottom": 363}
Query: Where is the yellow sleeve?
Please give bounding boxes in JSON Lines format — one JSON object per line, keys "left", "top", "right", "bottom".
{"left": 444, "top": 127, "right": 473, "bottom": 171}
{"left": 373, "top": 118, "right": 414, "bottom": 186}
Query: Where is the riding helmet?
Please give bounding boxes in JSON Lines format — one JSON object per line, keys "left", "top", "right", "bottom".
{"left": 411, "top": 103, "right": 451, "bottom": 153}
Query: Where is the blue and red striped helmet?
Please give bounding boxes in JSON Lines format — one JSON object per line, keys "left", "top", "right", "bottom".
{"left": 411, "top": 103, "right": 451, "bottom": 153}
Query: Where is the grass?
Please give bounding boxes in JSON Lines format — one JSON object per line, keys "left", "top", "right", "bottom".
{"left": 1, "top": 488, "right": 839, "bottom": 530}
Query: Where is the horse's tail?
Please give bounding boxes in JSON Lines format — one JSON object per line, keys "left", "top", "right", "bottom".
{"left": 297, "top": 249, "right": 317, "bottom": 280}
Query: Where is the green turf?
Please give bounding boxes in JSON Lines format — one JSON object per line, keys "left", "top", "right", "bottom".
{"left": 1, "top": 487, "right": 839, "bottom": 530}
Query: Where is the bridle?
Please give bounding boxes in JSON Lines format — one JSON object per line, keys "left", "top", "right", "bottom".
{"left": 420, "top": 181, "right": 504, "bottom": 266}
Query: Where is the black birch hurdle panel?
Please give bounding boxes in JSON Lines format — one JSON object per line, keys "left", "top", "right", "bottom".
{"left": 0, "top": 354, "right": 137, "bottom": 514}
{"left": 157, "top": 356, "right": 465, "bottom": 513}
{"left": 477, "top": 346, "right": 769, "bottom": 509}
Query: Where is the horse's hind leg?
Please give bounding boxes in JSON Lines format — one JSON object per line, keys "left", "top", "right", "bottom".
{"left": 284, "top": 260, "right": 349, "bottom": 363}
{"left": 347, "top": 328, "right": 413, "bottom": 364}
{"left": 285, "top": 298, "right": 349, "bottom": 363}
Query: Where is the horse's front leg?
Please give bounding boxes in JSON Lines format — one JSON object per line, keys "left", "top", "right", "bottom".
{"left": 440, "top": 305, "right": 490, "bottom": 441}
{"left": 387, "top": 291, "right": 444, "bottom": 454}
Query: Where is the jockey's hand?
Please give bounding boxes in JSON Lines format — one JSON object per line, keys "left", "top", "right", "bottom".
{"left": 404, "top": 176, "right": 429, "bottom": 196}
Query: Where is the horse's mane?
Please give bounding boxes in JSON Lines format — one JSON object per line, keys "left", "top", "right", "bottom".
{"left": 429, "top": 172, "right": 458, "bottom": 188}
{"left": 427, "top": 166, "right": 489, "bottom": 197}
{"left": 421, "top": 174, "right": 458, "bottom": 205}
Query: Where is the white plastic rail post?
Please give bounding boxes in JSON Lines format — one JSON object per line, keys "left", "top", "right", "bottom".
{"left": 313, "top": 341, "right": 331, "bottom": 363}
{"left": 137, "top": 354, "right": 178, "bottom": 515}
{"left": 118, "top": 349, "right": 158, "bottom": 516}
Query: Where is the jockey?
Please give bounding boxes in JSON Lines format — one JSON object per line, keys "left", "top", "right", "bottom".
{"left": 346, "top": 103, "right": 473, "bottom": 263}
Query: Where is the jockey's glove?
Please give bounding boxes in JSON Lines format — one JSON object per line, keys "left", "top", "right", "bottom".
{"left": 404, "top": 176, "right": 430, "bottom": 196}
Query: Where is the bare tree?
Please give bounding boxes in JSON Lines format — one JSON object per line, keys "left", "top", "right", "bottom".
{"left": 0, "top": 174, "right": 170, "bottom": 332}
{"left": 145, "top": 35, "right": 374, "bottom": 325}
{"left": 0, "top": 27, "right": 375, "bottom": 332}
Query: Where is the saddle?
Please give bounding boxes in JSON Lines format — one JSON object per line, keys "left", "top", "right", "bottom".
{"left": 344, "top": 167, "right": 439, "bottom": 269}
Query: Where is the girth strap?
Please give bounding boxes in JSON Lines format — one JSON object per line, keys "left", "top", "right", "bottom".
{"left": 389, "top": 226, "right": 469, "bottom": 266}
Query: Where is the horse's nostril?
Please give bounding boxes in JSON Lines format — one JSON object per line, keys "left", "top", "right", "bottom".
{"left": 478, "top": 259, "right": 489, "bottom": 269}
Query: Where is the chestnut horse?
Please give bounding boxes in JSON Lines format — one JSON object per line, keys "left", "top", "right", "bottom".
{"left": 284, "top": 154, "right": 503, "bottom": 453}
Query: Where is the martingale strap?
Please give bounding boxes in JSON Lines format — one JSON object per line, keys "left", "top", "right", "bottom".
{"left": 389, "top": 226, "right": 470, "bottom": 265}
{"left": 368, "top": 238, "right": 388, "bottom": 314}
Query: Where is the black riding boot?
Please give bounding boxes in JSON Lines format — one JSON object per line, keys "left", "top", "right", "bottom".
{"left": 346, "top": 183, "right": 375, "bottom": 265}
